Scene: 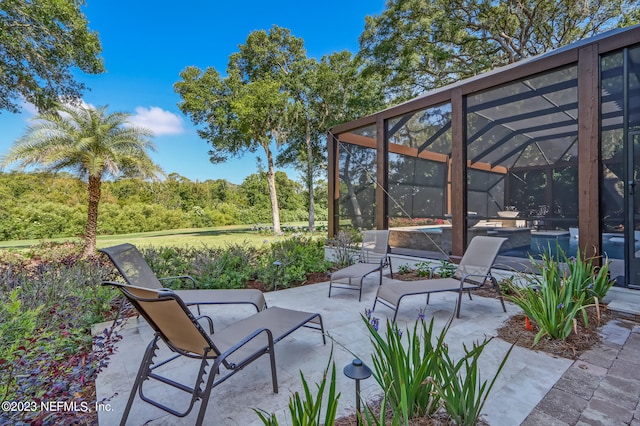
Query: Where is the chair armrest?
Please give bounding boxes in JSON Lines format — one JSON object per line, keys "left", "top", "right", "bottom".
{"left": 458, "top": 273, "right": 491, "bottom": 288}
{"left": 159, "top": 275, "right": 198, "bottom": 289}
{"left": 195, "top": 315, "right": 214, "bottom": 334}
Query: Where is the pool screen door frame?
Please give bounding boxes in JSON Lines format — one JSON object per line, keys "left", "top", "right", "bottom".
{"left": 625, "top": 131, "right": 640, "bottom": 288}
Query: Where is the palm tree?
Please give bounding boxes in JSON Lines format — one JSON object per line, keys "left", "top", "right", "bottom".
{"left": 0, "top": 103, "right": 163, "bottom": 257}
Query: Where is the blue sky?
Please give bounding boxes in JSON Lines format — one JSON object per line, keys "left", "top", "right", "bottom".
{"left": 0, "top": 0, "right": 385, "bottom": 184}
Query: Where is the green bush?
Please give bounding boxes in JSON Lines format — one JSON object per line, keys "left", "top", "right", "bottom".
{"left": 364, "top": 314, "right": 444, "bottom": 422}
{"left": 258, "top": 237, "right": 331, "bottom": 290}
{"left": 434, "top": 339, "right": 513, "bottom": 426}
{"left": 506, "top": 247, "right": 594, "bottom": 344}
{"left": 363, "top": 312, "right": 511, "bottom": 425}
{"left": 0, "top": 248, "right": 120, "bottom": 424}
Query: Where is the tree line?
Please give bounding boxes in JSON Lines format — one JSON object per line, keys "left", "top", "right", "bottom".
{"left": 0, "top": 171, "right": 326, "bottom": 241}
{"left": 1, "top": 0, "right": 637, "bottom": 256}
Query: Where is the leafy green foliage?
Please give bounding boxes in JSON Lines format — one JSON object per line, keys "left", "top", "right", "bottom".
{"left": 363, "top": 313, "right": 511, "bottom": 425}
{"left": 254, "top": 349, "right": 340, "bottom": 426}
{"left": 138, "top": 236, "right": 330, "bottom": 290}
{"left": 359, "top": 0, "right": 636, "bottom": 100}
{"left": 0, "top": 171, "right": 326, "bottom": 240}
{"left": 416, "top": 262, "right": 432, "bottom": 277}
{"left": 0, "top": 103, "right": 162, "bottom": 256}
{"left": 364, "top": 315, "right": 444, "bottom": 422}
{"left": 396, "top": 264, "right": 412, "bottom": 275}
{"left": 506, "top": 246, "right": 612, "bottom": 344}
{"left": 434, "top": 340, "right": 514, "bottom": 426}
{"left": 435, "top": 260, "right": 457, "bottom": 278}
{"left": 0, "top": 0, "right": 104, "bottom": 113}
{"left": 0, "top": 243, "right": 120, "bottom": 424}
{"left": 258, "top": 237, "right": 331, "bottom": 290}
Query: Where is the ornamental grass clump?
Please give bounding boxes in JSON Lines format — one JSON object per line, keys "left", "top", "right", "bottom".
{"left": 434, "top": 339, "right": 513, "bottom": 426}
{"left": 362, "top": 312, "right": 512, "bottom": 425}
{"left": 364, "top": 314, "right": 445, "bottom": 423}
{"left": 506, "top": 246, "right": 613, "bottom": 345}
{"left": 254, "top": 349, "right": 340, "bottom": 426}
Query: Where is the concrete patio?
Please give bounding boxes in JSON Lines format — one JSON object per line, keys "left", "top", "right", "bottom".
{"left": 94, "top": 275, "right": 584, "bottom": 425}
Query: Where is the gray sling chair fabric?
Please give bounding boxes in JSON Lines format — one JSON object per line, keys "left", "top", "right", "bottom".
{"left": 99, "top": 243, "right": 266, "bottom": 319}
{"left": 373, "top": 236, "right": 508, "bottom": 321}
{"left": 102, "top": 282, "right": 325, "bottom": 425}
{"left": 329, "top": 230, "right": 392, "bottom": 301}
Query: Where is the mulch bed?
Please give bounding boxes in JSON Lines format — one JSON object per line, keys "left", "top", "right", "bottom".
{"left": 246, "top": 272, "right": 331, "bottom": 292}
{"left": 333, "top": 397, "right": 459, "bottom": 426}
{"left": 497, "top": 306, "right": 610, "bottom": 359}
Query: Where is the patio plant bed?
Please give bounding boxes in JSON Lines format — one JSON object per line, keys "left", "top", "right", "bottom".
{"left": 389, "top": 256, "right": 613, "bottom": 360}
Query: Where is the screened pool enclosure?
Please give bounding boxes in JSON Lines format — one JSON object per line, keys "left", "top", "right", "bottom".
{"left": 327, "top": 25, "right": 640, "bottom": 287}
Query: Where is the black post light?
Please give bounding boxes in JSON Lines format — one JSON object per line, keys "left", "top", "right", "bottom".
{"left": 343, "top": 358, "right": 372, "bottom": 425}
{"left": 272, "top": 260, "right": 283, "bottom": 291}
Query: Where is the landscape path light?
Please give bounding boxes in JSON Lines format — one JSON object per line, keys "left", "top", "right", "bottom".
{"left": 343, "top": 358, "right": 372, "bottom": 425}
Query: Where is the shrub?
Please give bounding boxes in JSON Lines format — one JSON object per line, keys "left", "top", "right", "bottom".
{"left": 434, "top": 260, "right": 457, "bottom": 278}
{"left": 364, "top": 313, "right": 444, "bottom": 422}
{"left": 0, "top": 251, "right": 121, "bottom": 424}
{"left": 507, "top": 248, "right": 590, "bottom": 344}
{"left": 363, "top": 312, "right": 511, "bottom": 425}
{"left": 434, "top": 339, "right": 513, "bottom": 426}
{"left": 257, "top": 237, "right": 331, "bottom": 290}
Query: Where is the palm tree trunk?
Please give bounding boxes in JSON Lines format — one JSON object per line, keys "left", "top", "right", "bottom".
{"left": 83, "top": 175, "right": 101, "bottom": 257}
{"left": 266, "top": 148, "right": 281, "bottom": 234}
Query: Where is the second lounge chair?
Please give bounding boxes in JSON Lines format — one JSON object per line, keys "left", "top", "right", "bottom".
{"left": 373, "top": 236, "right": 507, "bottom": 321}
{"left": 329, "top": 230, "right": 392, "bottom": 301}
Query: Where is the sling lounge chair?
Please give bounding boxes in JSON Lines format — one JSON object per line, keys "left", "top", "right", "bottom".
{"left": 329, "top": 230, "right": 392, "bottom": 301}
{"left": 373, "top": 236, "right": 507, "bottom": 321}
{"left": 100, "top": 243, "right": 266, "bottom": 316}
{"left": 103, "top": 282, "right": 325, "bottom": 425}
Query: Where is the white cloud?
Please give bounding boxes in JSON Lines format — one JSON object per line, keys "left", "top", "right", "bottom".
{"left": 20, "top": 101, "right": 38, "bottom": 116}
{"left": 128, "top": 106, "right": 184, "bottom": 136}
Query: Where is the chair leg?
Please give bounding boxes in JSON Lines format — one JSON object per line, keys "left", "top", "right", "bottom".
{"left": 328, "top": 279, "right": 333, "bottom": 298}
{"left": 197, "top": 356, "right": 223, "bottom": 426}
{"left": 121, "top": 336, "right": 160, "bottom": 426}
{"left": 491, "top": 276, "right": 507, "bottom": 312}
{"left": 456, "top": 291, "right": 464, "bottom": 318}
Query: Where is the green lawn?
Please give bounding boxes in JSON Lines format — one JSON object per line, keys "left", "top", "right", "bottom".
{"left": 0, "top": 222, "right": 328, "bottom": 250}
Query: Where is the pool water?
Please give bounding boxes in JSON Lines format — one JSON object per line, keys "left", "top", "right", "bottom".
{"left": 502, "top": 235, "right": 639, "bottom": 260}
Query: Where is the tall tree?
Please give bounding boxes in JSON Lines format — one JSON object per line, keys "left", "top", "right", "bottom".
{"left": 278, "top": 51, "right": 386, "bottom": 230}
{"left": 0, "top": 103, "right": 162, "bottom": 257}
{"left": 175, "top": 26, "right": 306, "bottom": 234}
{"left": 359, "top": 0, "right": 637, "bottom": 100}
{"left": 0, "top": 0, "right": 104, "bottom": 113}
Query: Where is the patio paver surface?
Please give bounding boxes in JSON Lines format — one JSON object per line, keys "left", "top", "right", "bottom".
{"left": 96, "top": 277, "right": 573, "bottom": 425}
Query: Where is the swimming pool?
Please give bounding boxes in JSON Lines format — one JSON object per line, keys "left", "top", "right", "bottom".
{"left": 501, "top": 234, "right": 638, "bottom": 259}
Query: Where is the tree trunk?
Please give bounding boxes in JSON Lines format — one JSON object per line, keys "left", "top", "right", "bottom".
{"left": 83, "top": 174, "right": 101, "bottom": 258}
{"left": 266, "top": 148, "right": 282, "bottom": 234}
{"left": 342, "top": 154, "right": 363, "bottom": 229}
{"left": 305, "top": 121, "right": 315, "bottom": 232}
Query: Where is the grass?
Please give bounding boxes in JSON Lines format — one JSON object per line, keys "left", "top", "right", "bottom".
{"left": 0, "top": 222, "right": 328, "bottom": 250}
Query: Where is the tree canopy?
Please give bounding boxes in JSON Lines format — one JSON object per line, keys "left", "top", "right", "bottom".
{"left": 359, "top": 0, "right": 639, "bottom": 100}
{"left": 0, "top": 0, "right": 104, "bottom": 113}
{"left": 175, "top": 25, "right": 307, "bottom": 234}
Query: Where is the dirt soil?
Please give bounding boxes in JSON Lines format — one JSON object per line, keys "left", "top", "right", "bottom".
{"left": 334, "top": 397, "right": 461, "bottom": 426}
